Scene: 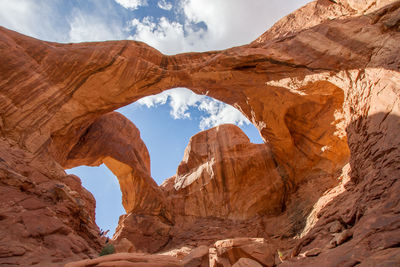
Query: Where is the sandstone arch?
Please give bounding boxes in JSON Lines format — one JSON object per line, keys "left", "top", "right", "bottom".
{"left": 1, "top": 2, "right": 397, "bottom": 182}
{"left": 0, "top": 0, "right": 399, "bottom": 265}
{"left": 61, "top": 112, "right": 168, "bottom": 217}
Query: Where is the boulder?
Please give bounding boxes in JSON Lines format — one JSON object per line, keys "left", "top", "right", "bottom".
{"left": 182, "top": 245, "right": 209, "bottom": 267}
{"left": 214, "top": 238, "right": 275, "bottom": 267}
{"left": 64, "top": 253, "right": 182, "bottom": 267}
{"left": 232, "top": 258, "right": 262, "bottom": 267}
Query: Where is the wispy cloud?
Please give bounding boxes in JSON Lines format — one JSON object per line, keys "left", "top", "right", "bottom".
{"left": 136, "top": 88, "right": 250, "bottom": 130}
{"left": 0, "top": 0, "right": 129, "bottom": 43}
{"left": 157, "top": 0, "right": 173, "bottom": 11}
{"left": 0, "top": 0, "right": 311, "bottom": 50}
{"left": 198, "top": 100, "right": 249, "bottom": 130}
{"left": 68, "top": 9, "right": 125, "bottom": 42}
{"left": 0, "top": 0, "right": 68, "bottom": 42}
{"left": 114, "top": 0, "right": 147, "bottom": 10}
{"left": 128, "top": 0, "right": 311, "bottom": 54}
{"left": 129, "top": 16, "right": 195, "bottom": 55}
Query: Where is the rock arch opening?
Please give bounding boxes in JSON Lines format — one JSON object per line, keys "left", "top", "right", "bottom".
{"left": 64, "top": 88, "right": 265, "bottom": 239}
{"left": 66, "top": 164, "right": 124, "bottom": 237}
{"left": 0, "top": 0, "right": 399, "bottom": 265}
{"left": 118, "top": 87, "right": 264, "bottom": 183}
{"left": 61, "top": 77, "right": 350, "bottom": 253}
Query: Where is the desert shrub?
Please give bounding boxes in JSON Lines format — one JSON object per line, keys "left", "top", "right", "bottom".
{"left": 287, "top": 201, "right": 313, "bottom": 237}
{"left": 99, "top": 243, "right": 115, "bottom": 256}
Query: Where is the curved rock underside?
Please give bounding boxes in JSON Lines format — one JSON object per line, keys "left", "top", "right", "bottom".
{"left": 61, "top": 112, "right": 166, "bottom": 216}
{"left": 0, "top": 0, "right": 399, "bottom": 266}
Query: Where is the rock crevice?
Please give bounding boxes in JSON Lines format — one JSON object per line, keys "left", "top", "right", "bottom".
{"left": 0, "top": 0, "right": 399, "bottom": 265}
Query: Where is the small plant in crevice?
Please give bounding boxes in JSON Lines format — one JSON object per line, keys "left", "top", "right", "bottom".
{"left": 287, "top": 201, "right": 313, "bottom": 237}
{"left": 99, "top": 243, "right": 115, "bottom": 256}
{"left": 278, "top": 250, "right": 284, "bottom": 262}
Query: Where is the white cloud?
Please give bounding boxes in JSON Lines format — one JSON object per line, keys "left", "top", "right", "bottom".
{"left": 68, "top": 10, "right": 125, "bottom": 42}
{"left": 0, "top": 1, "right": 128, "bottom": 43}
{"left": 182, "top": 0, "right": 312, "bottom": 49}
{"left": 0, "top": 0, "right": 66, "bottom": 42}
{"left": 0, "top": 1, "right": 308, "bottom": 128}
{"left": 136, "top": 88, "right": 250, "bottom": 130}
{"left": 129, "top": 1, "right": 310, "bottom": 126}
{"left": 158, "top": 0, "right": 173, "bottom": 11}
{"left": 0, "top": 0, "right": 312, "bottom": 51}
{"left": 114, "top": 0, "right": 147, "bottom": 10}
{"left": 198, "top": 101, "right": 250, "bottom": 130}
{"left": 0, "top": 0, "right": 35, "bottom": 35}
{"left": 130, "top": 16, "right": 195, "bottom": 55}
{"left": 136, "top": 88, "right": 202, "bottom": 119}
{"left": 128, "top": 0, "right": 311, "bottom": 54}
{"left": 136, "top": 90, "right": 169, "bottom": 108}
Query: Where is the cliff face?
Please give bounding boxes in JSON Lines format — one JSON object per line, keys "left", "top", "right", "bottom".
{"left": 3, "top": 0, "right": 398, "bottom": 183}
{"left": 0, "top": 139, "right": 102, "bottom": 266}
{"left": 0, "top": 0, "right": 399, "bottom": 265}
{"left": 164, "top": 124, "right": 285, "bottom": 220}
{"left": 60, "top": 112, "right": 166, "bottom": 216}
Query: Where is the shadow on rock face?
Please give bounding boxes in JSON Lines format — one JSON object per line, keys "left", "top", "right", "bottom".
{"left": 0, "top": 1, "right": 399, "bottom": 266}
{"left": 281, "top": 112, "right": 400, "bottom": 266}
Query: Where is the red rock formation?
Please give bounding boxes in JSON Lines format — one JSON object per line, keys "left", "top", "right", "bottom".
{"left": 112, "top": 124, "right": 286, "bottom": 253}
{"left": 233, "top": 258, "right": 263, "bottom": 267}
{"left": 213, "top": 238, "right": 276, "bottom": 267}
{"left": 163, "top": 124, "right": 285, "bottom": 220}
{"left": 64, "top": 253, "right": 182, "bottom": 267}
{"left": 182, "top": 245, "right": 209, "bottom": 267}
{"left": 0, "top": 140, "right": 102, "bottom": 266}
{"left": 0, "top": 0, "right": 399, "bottom": 265}
{"left": 56, "top": 112, "right": 175, "bottom": 254}
{"left": 113, "top": 213, "right": 173, "bottom": 254}
{"left": 61, "top": 112, "right": 167, "bottom": 216}
{"left": 1, "top": 0, "right": 390, "bottom": 187}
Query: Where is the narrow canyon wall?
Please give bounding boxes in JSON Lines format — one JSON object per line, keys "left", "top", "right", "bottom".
{"left": 0, "top": 0, "right": 399, "bottom": 265}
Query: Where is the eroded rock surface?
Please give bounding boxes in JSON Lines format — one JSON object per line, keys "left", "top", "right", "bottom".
{"left": 0, "top": 0, "right": 399, "bottom": 266}
{"left": 61, "top": 112, "right": 168, "bottom": 216}
{"left": 0, "top": 140, "right": 102, "bottom": 266}
{"left": 213, "top": 238, "right": 276, "bottom": 267}
{"left": 112, "top": 124, "right": 287, "bottom": 253}
{"left": 64, "top": 253, "right": 182, "bottom": 267}
{"left": 164, "top": 124, "right": 285, "bottom": 220}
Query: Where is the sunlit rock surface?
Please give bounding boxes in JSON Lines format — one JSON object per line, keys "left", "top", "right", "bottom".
{"left": 61, "top": 112, "right": 167, "bottom": 216}
{"left": 0, "top": 0, "right": 399, "bottom": 265}
{"left": 165, "top": 124, "right": 285, "bottom": 220}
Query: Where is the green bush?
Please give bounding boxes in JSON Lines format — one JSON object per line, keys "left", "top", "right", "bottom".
{"left": 99, "top": 243, "right": 115, "bottom": 256}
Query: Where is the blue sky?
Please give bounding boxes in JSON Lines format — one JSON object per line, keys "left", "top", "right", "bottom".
{"left": 0, "top": 0, "right": 311, "bottom": 236}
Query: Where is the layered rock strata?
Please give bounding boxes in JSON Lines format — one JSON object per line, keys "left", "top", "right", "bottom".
{"left": 0, "top": 0, "right": 399, "bottom": 266}
{"left": 112, "top": 124, "right": 288, "bottom": 253}
{"left": 0, "top": 139, "right": 102, "bottom": 266}
{"left": 164, "top": 124, "right": 285, "bottom": 220}
{"left": 61, "top": 112, "right": 168, "bottom": 217}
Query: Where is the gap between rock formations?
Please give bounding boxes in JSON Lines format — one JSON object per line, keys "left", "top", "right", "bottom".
{"left": 0, "top": 0, "right": 399, "bottom": 266}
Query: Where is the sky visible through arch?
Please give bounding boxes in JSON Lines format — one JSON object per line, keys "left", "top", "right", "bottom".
{"left": 0, "top": 0, "right": 311, "bottom": 236}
